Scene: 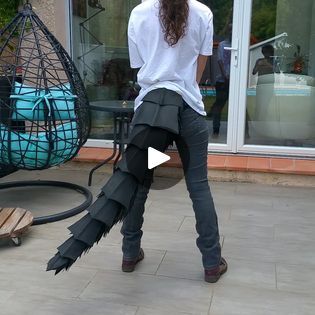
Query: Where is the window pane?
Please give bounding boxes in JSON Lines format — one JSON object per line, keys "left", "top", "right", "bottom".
{"left": 71, "top": 0, "right": 140, "bottom": 139}
{"left": 200, "top": 0, "right": 233, "bottom": 144}
{"left": 246, "top": 0, "right": 315, "bottom": 147}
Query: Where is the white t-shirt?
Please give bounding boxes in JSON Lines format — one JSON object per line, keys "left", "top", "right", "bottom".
{"left": 128, "top": 0, "right": 213, "bottom": 116}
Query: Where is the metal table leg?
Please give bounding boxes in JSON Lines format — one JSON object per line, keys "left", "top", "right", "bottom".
{"left": 88, "top": 112, "right": 132, "bottom": 185}
{"left": 113, "top": 115, "right": 130, "bottom": 167}
{"left": 88, "top": 114, "right": 118, "bottom": 186}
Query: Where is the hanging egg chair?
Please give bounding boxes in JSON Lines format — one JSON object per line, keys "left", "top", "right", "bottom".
{"left": 0, "top": 3, "right": 90, "bottom": 168}
{"left": 0, "top": 2, "right": 92, "bottom": 224}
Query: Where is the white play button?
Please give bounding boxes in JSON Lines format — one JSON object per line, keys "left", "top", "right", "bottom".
{"left": 148, "top": 147, "right": 170, "bottom": 170}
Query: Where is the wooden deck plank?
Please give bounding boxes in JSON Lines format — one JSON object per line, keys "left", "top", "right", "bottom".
{"left": 0, "top": 208, "right": 26, "bottom": 238}
{"left": 12, "top": 211, "right": 33, "bottom": 237}
{"left": 0, "top": 208, "right": 15, "bottom": 229}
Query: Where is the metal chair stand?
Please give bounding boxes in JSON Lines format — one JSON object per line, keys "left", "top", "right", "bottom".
{"left": 0, "top": 180, "right": 93, "bottom": 225}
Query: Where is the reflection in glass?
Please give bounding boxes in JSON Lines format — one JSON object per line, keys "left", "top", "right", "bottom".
{"left": 199, "top": 0, "right": 233, "bottom": 144}
{"left": 246, "top": 0, "right": 315, "bottom": 147}
{"left": 71, "top": 0, "right": 140, "bottom": 139}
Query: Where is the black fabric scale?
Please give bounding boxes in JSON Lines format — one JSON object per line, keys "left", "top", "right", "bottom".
{"left": 47, "top": 88, "right": 184, "bottom": 274}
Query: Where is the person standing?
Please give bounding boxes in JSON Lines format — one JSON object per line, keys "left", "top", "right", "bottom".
{"left": 207, "top": 25, "right": 232, "bottom": 137}
{"left": 252, "top": 44, "right": 280, "bottom": 84}
{"left": 121, "top": 0, "right": 227, "bottom": 283}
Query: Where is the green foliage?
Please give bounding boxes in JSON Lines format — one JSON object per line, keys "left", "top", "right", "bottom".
{"left": 200, "top": 0, "right": 277, "bottom": 41}
{"left": 0, "top": 0, "right": 21, "bottom": 30}
{"left": 251, "top": 0, "right": 277, "bottom": 41}
{"left": 199, "top": 0, "right": 233, "bottom": 36}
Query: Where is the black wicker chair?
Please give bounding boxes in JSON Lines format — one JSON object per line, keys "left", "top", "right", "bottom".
{"left": 0, "top": 164, "right": 17, "bottom": 178}
{"left": 0, "top": 3, "right": 92, "bottom": 224}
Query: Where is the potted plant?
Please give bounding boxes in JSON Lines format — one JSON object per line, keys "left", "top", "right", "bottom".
{"left": 291, "top": 45, "right": 308, "bottom": 74}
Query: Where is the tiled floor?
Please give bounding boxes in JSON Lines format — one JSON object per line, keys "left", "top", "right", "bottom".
{"left": 1, "top": 168, "right": 315, "bottom": 315}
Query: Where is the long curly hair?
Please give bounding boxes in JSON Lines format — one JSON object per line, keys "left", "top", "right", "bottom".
{"left": 159, "top": 0, "right": 189, "bottom": 46}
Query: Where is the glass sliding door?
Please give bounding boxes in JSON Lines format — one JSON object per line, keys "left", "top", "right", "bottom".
{"left": 239, "top": 0, "right": 315, "bottom": 154}
{"left": 71, "top": 0, "right": 140, "bottom": 141}
{"left": 71, "top": 0, "right": 242, "bottom": 149}
{"left": 70, "top": 0, "right": 315, "bottom": 156}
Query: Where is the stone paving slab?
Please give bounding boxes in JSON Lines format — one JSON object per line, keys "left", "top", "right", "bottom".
{"left": 0, "top": 258, "right": 97, "bottom": 299}
{"left": 179, "top": 216, "right": 275, "bottom": 240}
{"left": 223, "top": 236, "right": 315, "bottom": 267}
{"left": 276, "top": 263, "right": 315, "bottom": 296}
{"left": 210, "top": 285, "right": 315, "bottom": 315}
{"left": 1, "top": 293, "right": 138, "bottom": 315}
{"left": 0, "top": 289, "right": 15, "bottom": 305}
{"left": 1, "top": 169, "right": 315, "bottom": 315}
{"left": 80, "top": 270, "right": 212, "bottom": 315}
{"left": 136, "top": 306, "right": 194, "bottom": 315}
{"left": 75, "top": 244, "right": 166, "bottom": 276}
{"left": 274, "top": 223, "right": 315, "bottom": 242}
{"left": 156, "top": 253, "right": 276, "bottom": 290}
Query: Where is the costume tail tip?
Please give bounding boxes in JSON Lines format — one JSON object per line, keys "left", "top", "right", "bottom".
{"left": 46, "top": 254, "right": 72, "bottom": 275}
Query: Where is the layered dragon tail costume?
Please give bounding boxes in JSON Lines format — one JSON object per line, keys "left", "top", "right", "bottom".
{"left": 47, "top": 88, "right": 183, "bottom": 274}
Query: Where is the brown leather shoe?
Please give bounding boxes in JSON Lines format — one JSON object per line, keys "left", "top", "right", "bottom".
{"left": 122, "top": 248, "right": 144, "bottom": 272}
{"left": 204, "top": 257, "right": 228, "bottom": 283}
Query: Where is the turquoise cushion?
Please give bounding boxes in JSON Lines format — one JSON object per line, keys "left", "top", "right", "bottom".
{"left": 12, "top": 83, "right": 41, "bottom": 120}
{"left": 0, "top": 122, "right": 78, "bottom": 168}
{"left": 12, "top": 82, "right": 76, "bottom": 121}
{"left": 0, "top": 124, "right": 49, "bottom": 168}
{"left": 50, "top": 122, "right": 79, "bottom": 165}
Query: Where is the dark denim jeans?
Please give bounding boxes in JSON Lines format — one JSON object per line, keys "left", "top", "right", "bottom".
{"left": 211, "top": 81, "right": 229, "bottom": 133}
{"left": 121, "top": 103, "right": 221, "bottom": 269}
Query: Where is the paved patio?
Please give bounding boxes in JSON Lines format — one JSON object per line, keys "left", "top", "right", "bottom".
{"left": 1, "top": 167, "right": 315, "bottom": 315}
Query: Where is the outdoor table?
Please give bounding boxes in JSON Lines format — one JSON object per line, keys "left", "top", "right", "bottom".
{"left": 88, "top": 100, "right": 134, "bottom": 186}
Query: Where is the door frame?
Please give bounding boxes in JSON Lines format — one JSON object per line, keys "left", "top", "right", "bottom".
{"left": 235, "top": 0, "right": 315, "bottom": 158}
{"left": 69, "top": 0, "right": 315, "bottom": 157}
{"left": 208, "top": 0, "right": 244, "bottom": 153}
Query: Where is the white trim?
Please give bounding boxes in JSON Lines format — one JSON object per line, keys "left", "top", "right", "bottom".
{"left": 229, "top": 0, "right": 244, "bottom": 153}
{"left": 68, "top": 0, "right": 74, "bottom": 57}
{"left": 54, "top": 0, "right": 71, "bottom": 53}
{"left": 235, "top": 0, "right": 315, "bottom": 158}
{"left": 208, "top": 0, "right": 243, "bottom": 153}
{"left": 60, "top": 0, "right": 71, "bottom": 53}
{"left": 65, "top": 0, "right": 72, "bottom": 55}
{"left": 208, "top": 143, "right": 231, "bottom": 153}
{"left": 250, "top": 33, "right": 288, "bottom": 50}
{"left": 238, "top": 144, "right": 315, "bottom": 158}
{"left": 84, "top": 139, "right": 113, "bottom": 148}
{"left": 235, "top": 0, "right": 252, "bottom": 152}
